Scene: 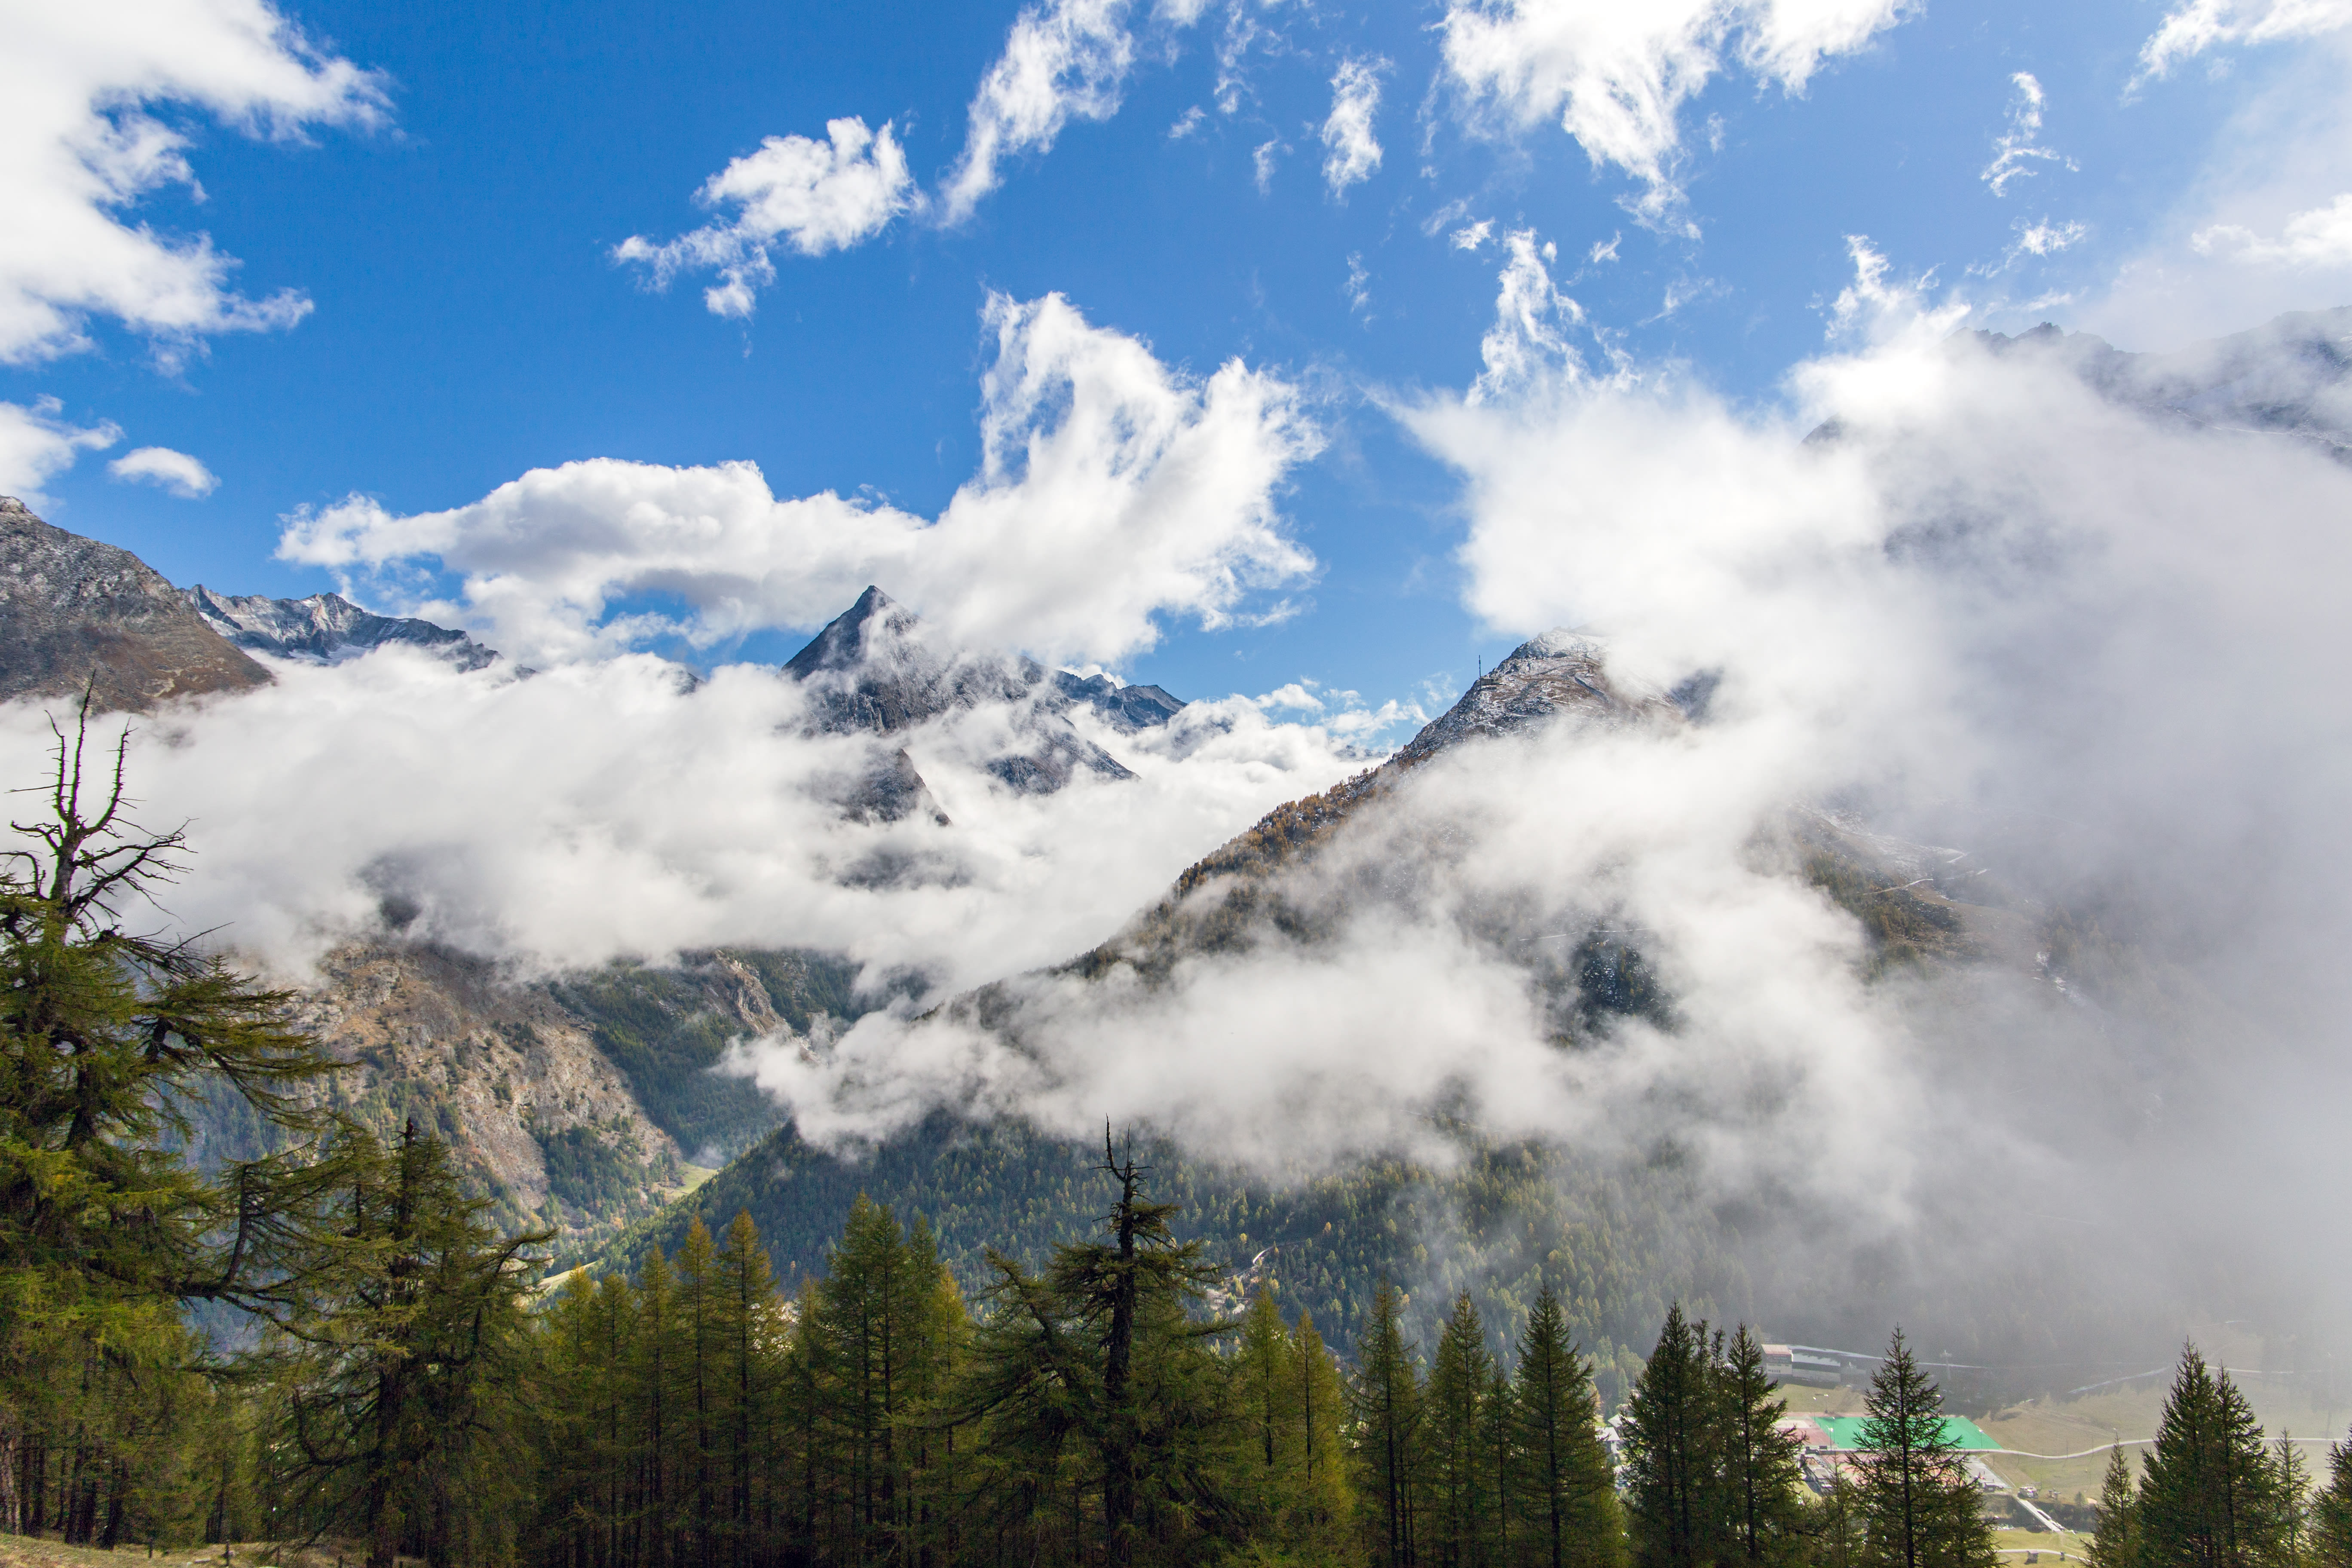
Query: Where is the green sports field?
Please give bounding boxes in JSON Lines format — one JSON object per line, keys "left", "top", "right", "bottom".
{"left": 1810, "top": 1415, "right": 2003, "bottom": 1451}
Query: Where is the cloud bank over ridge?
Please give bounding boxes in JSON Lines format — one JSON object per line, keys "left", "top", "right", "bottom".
{"left": 723, "top": 257, "right": 2352, "bottom": 1335}
{"left": 279, "top": 293, "right": 1320, "bottom": 670}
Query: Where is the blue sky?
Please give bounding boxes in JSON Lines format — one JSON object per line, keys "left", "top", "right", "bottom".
{"left": 6, "top": 0, "right": 2349, "bottom": 728}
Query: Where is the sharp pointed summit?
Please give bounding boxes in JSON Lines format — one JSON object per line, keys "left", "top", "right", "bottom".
{"left": 783, "top": 585, "right": 910, "bottom": 681}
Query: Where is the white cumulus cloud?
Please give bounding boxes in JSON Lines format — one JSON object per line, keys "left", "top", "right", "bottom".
{"left": 940, "top": 0, "right": 1139, "bottom": 226}
{"left": 0, "top": 398, "right": 119, "bottom": 502}
{"left": 2193, "top": 192, "right": 2352, "bottom": 268}
{"left": 279, "top": 293, "right": 1320, "bottom": 670}
{"left": 107, "top": 444, "right": 218, "bottom": 498}
{"left": 0, "top": 0, "right": 386, "bottom": 365}
{"left": 614, "top": 119, "right": 915, "bottom": 319}
{"left": 0, "top": 652, "right": 1374, "bottom": 994}
{"left": 1439, "top": 0, "right": 1910, "bottom": 229}
{"left": 1320, "top": 56, "right": 1387, "bottom": 197}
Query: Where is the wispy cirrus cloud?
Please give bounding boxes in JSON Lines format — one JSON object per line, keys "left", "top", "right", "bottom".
{"left": 1471, "top": 230, "right": 1591, "bottom": 404}
{"left": 1981, "top": 73, "right": 2074, "bottom": 197}
{"left": 940, "top": 0, "right": 1140, "bottom": 226}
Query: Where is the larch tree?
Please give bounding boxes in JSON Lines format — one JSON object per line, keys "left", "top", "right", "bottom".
{"left": 2137, "top": 1346, "right": 2282, "bottom": 1568}
{"left": 1623, "top": 1305, "right": 1719, "bottom": 1568}
{"left": 1426, "top": 1290, "right": 1497, "bottom": 1567}
{"left": 1292, "top": 1308, "right": 1356, "bottom": 1557}
{"left": 1509, "top": 1283, "right": 1620, "bottom": 1568}
{"left": 2277, "top": 1436, "right": 2314, "bottom": 1567}
{"left": 265, "top": 1121, "right": 545, "bottom": 1568}
{"left": 1718, "top": 1326, "right": 1805, "bottom": 1567}
{"left": 2312, "top": 1442, "right": 2352, "bottom": 1568}
{"left": 952, "top": 1127, "right": 1235, "bottom": 1568}
{"left": 1851, "top": 1329, "right": 1993, "bottom": 1568}
{"left": 1350, "top": 1278, "right": 1424, "bottom": 1568}
{"left": 2086, "top": 1444, "right": 2139, "bottom": 1568}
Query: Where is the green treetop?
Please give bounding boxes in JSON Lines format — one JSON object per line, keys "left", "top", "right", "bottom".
{"left": 2088, "top": 1444, "right": 2140, "bottom": 1568}
{"left": 0, "top": 703, "right": 341, "bottom": 1321}
{"left": 1509, "top": 1282, "right": 1620, "bottom": 1568}
{"left": 2138, "top": 1345, "right": 2283, "bottom": 1568}
{"left": 1853, "top": 1329, "right": 1994, "bottom": 1568}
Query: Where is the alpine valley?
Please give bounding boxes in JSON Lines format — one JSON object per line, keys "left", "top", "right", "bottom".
{"left": 3, "top": 308, "right": 2349, "bottom": 1391}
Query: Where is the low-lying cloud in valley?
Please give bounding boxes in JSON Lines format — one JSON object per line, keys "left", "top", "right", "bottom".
{"left": 8, "top": 243, "right": 2351, "bottom": 1356}
{"left": 720, "top": 249, "right": 2352, "bottom": 1345}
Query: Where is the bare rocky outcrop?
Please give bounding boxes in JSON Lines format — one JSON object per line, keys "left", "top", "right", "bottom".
{"left": 185, "top": 585, "right": 501, "bottom": 670}
{"left": 0, "top": 497, "right": 271, "bottom": 711}
{"left": 293, "top": 941, "right": 689, "bottom": 1246}
{"left": 784, "top": 585, "right": 1152, "bottom": 821}
{"left": 271, "top": 938, "right": 858, "bottom": 1254}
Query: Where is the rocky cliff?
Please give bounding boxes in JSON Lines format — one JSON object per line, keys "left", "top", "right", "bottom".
{"left": 784, "top": 585, "right": 1181, "bottom": 819}
{"left": 0, "top": 498, "right": 272, "bottom": 711}
{"left": 186, "top": 585, "right": 501, "bottom": 670}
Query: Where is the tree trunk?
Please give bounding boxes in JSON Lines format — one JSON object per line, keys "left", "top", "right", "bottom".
{"left": 0, "top": 1404, "right": 21, "bottom": 1534}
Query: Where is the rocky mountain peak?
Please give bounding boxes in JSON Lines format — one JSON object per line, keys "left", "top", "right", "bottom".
{"left": 1972, "top": 305, "right": 2352, "bottom": 458}
{"left": 782, "top": 585, "right": 913, "bottom": 680}
{"left": 1393, "top": 627, "right": 1678, "bottom": 767}
{"left": 185, "top": 585, "right": 501, "bottom": 671}
{"left": 0, "top": 498, "right": 272, "bottom": 711}
{"left": 780, "top": 587, "right": 1203, "bottom": 818}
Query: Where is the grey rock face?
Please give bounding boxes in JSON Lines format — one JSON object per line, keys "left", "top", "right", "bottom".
{"left": 1048, "top": 670, "right": 1185, "bottom": 732}
{"left": 1393, "top": 629, "right": 1680, "bottom": 767}
{"left": 0, "top": 497, "right": 272, "bottom": 712}
{"left": 1973, "top": 306, "right": 2352, "bottom": 458}
{"left": 783, "top": 586, "right": 1177, "bottom": 819}
{"left": 185, "top": 585, "right": 501, "bottom": 671}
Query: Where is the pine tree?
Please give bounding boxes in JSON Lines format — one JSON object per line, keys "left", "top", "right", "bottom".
{"left": 2086, "top": 1445, "right": 2138, "bottom": 1568}
{"left": 1719, "top": 1326, "right": 1804, "bottom": 1567}
{"left": 1427, "top": 1291, "right": 1497, "bottom": 1566}
{"left": 1509, "top": 1284, "right": 1620, "bottom": 1568}
{"left": 1350, "top": 1279, "right": 1424, "bottom": 1568}
{"left": 2312, "top": 1442, "right": 2352, "bottom": 1568}
{"left": 1852, "top": 1330, "right": 1994, "bottom": 1568}
{"left": 1624, "top": 1305, "right": 1718, "bottom": 1568}
{"left": 2277, "top": 1436, "right": 2314, "bottom": 1567}
{"left": 265, "top": 1121, "right": 545, "bottom": 1568}
{"left": 1811, "top": 1472, "right": 1864, "bottom": 1568}
{"left": 951, "top": 1127, "right": 1234, "bottom": 1568}
{"left": 1236, "top": 1288, "right": 1305, "bottom": 1520}
{"left": 2138, "top": 1346, "right": 2282, "bottom": 1568}
{"left": 1293, "top": 1309, "right": 1356, "bottom": 1558}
